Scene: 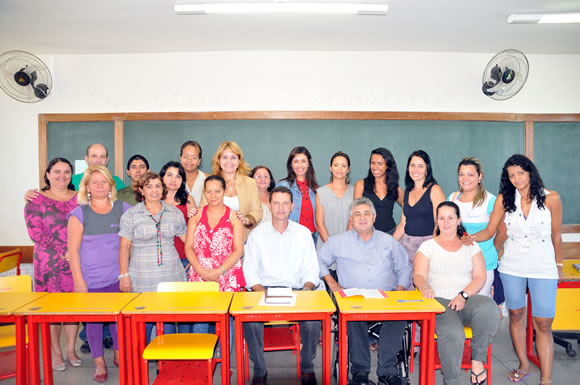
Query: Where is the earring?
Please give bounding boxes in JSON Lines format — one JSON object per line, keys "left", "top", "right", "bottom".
{"left": 87, "top": 192, "right": 91, "bottom": 203}
{"left": 346, "top": 171, "right": 351, "bottom": 184}
{"left": 108, "top": 191, "right": 112, "bottom": 200}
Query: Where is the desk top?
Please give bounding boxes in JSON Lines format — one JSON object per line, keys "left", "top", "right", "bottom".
{"left": 334, "top": 290, "right": 445, "bottom": 314}
{"left": 563, "top": 259, "right": 580, "bottom": 281}
{"left": 122, "top": 291, "right": 233, "bottom": 315}
{"left": 0, "top": 292, "right": 48, "bottom": 316}
{"left": 552, "top": 288, "right": 580, "bottom": 331}
{"left": 14, "top": 292, "right": 140, "bottom": 315}
{"left": 229, "top": 290, "right": 335, "bottom": 315}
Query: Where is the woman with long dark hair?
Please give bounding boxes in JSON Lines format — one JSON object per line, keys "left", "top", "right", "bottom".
{"left": 393, "top": 150, "right": 446, "bottom": 264}
{"left": 463, "top": 154, "right": 562, "bottom": 385}
{"left": 160, "top": 161, "right": 194, "bottom": 268}
{"left": 316, "top": 151, "right": 354, "bottom": 248}
{"left": 354, "top": 147, "right": 403, "bottom": 234}
{"left": 277, "top": 146, "right": 319, "bottom": 241}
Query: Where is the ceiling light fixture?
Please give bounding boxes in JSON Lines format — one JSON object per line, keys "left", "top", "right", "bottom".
{"left": 508, "top": 12, "right": 580, "bottom": 24}
{"left": 174, "top": 2, "right": 388, "bottom": 16}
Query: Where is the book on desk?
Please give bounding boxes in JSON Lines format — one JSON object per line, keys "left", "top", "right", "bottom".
{"left": 265, "top": 287, "right": 293, "bottom": 304}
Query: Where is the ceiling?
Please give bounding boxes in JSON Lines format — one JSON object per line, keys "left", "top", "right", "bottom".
{"left": 0, "top": 0, "right": 579, "bottom": 55}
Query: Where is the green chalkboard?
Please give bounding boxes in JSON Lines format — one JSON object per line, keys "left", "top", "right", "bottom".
{"left": 123, "top": 119, "right": 524, "bottom": 222}
{"left": 534, "top": 122, "right": 580, "bottom": 223}
{"left": 47, "top": 122, "right": 116, "bottom": 176}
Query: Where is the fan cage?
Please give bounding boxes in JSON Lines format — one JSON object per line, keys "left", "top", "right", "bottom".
{"left": 482, "top": 49, "right": 529, "bottom": 101}
{"left": 0, "top": 50, "right": 53, "bottom": 103}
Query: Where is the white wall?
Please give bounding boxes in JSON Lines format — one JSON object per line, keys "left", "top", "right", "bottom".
{"left": 2, "top": 50, "right": 580, "bottom": 245}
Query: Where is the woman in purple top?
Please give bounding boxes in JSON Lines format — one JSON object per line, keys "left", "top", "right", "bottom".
{"left": 24, "top": 157, "right": 80, "bottom": 371}
{"left": 68, "top": 166, "right": 131, "bottom": 383}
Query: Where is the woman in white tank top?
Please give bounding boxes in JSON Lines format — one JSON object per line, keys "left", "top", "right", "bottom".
{"left": 463, "top": 154, "right": 563, "bottom": 385}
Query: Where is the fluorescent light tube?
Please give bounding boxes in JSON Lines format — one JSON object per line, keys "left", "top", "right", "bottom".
{"left": 508, "top": 12, "right": 580, "bottom": 24}
{"left": 174, "top": 2, "right": 388, "bottom": 16}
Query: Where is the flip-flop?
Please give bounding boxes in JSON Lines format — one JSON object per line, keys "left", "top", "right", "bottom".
{"left": 509, "top": 368, "right": 530, "bottom": 383}
{"left": 471, "top": 369, "right": 487, "bottom": 385}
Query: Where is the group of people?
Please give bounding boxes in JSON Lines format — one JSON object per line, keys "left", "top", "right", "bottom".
{"left": 24, "top": 140, "right": 563, "bottom": 385}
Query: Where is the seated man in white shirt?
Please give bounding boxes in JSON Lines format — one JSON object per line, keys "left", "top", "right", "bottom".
{"left": 243, "top": 186, "right": 321, "bottom": 385}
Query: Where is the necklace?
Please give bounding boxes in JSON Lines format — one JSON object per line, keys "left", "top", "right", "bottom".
{"left": 149, "top": 210, "right": 165, "bottom": 266}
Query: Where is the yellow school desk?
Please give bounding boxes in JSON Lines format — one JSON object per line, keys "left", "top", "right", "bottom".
{"left": 0, "top": 292, "right": 47, "bottom": 385}
{"left": 14, "top": 292, "right": 139, "bottom": 385}
{"left": 122, "top": 291, "right": 233, "bottom": 385}
{"left": 334, "top": 290, "right": 445, "bottom": 385}
{"left": 526, "top": 260, "right": 580, "bottom": 366}
{"left": 229, "top": 290, "right": 336, "bottom": 385}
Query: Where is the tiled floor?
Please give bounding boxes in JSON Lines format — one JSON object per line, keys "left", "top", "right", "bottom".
{"left": 1, "top": 315, "right": 579, "bottom": 384}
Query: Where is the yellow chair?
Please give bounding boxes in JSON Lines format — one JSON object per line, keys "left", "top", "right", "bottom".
{"left": 409, "top": 324, "right": 492, "bottom": 384}
{"left": 0, "top": 275, "right": 32, "bottom": 381}
{"left": 0, "top": 248, "right": 22, "bottom": 276}
{"left": 142, "top": 281, "right": 220, "bottom": 385}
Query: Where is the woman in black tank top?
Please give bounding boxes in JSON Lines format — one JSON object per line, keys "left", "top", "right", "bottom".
{"left": 393, "top": 150, "right": 446, "bottom": 265}
{"left": 353, "top": 148, "right": 404, "bottom": 234}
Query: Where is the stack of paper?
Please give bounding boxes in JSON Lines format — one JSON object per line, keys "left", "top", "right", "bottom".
{"left": 339, "top": 288, "right": 387, "bottom": 299}
{"left": 265, "top": 287, "right": 293, "bottom": 304}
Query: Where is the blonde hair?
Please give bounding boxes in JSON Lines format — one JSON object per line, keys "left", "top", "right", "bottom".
{"left": 457, "top": 157, "right": 487, "bottom": 208}
{"left": 77, "top": 166, "right": 117, "bottom": 205}
{"left": 211, "top": 141, "right": 251, "bottom": 176}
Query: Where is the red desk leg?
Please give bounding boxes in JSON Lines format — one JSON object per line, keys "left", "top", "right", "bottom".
{"left": 338, "top": 314, "right": 348, "bottom": 385}
{"left": 322, "top": 315, "right": 331, "bottom": 385}
{"left": 124, "top": 315, "right": 133, "bottom": 385}
{"left": 116, "top": 314, "right": 127, "bottom": 385}
{"left": 418, "top": 319, "right": 427, "bottom": 385}
{"left": 27, "top": 318, "right": 40, "bottom": 385}
{"left": 235, "top": 316, "right": 245, "bottom": 385}
{"left": 15, "top": 316, "right": 26, "bottom": 385}
{"left": 426, "top": 315, "right": 437, "bottom": 385}
{"left": 220, "top": 313, "right": 229, "bottom": 385}
{"left": 40, "top": 321, "right": 53, "bottom": 385}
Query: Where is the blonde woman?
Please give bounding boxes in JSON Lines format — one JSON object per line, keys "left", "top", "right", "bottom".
{"left": 201, "top": 141, "right": 262, "bottom": 240}
{"left": 68, "top": 166, "right": 131, "bottom": 382}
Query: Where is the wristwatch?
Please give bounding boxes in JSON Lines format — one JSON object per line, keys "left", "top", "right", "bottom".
{"left": 459, "top": 291, "right": 469, "bottom": 300}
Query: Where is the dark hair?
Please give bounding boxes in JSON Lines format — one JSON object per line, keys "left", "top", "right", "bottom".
{"left": 159, "top": 161, "right": 188, "bottom": 205}
{"left": 435, "top": 201, "right": 467, "bottom": 238}
{"left": 204, "top": 174, "right": 226, "bottom": 190}
{"left": 180, "top": 140, "right": 203, "bottom": 167}
{"left": 281, "top": 146, "right": 319, "bottom": 190}
{"left": 329, "top": 151, "right": 351, "bottom": 184}
{"left": 126, "top": 154, "right": 150, "bottom": 170}
{"left": 42, "top": 158, "right": 75, "bottom": 191}
{"left": 404, "top": 150, "right": 437, "bottom": 191}
{"left": 500, "top": 154, "right": 546, "bottom": 213}
{"left": 135, "top": 172, "right": 167, "bottom": 203}
{"left": 363, "top": 147, "right": 399, "bottom": 200}
{"left": 250, "top": 165, "right": 276, "bottom": 192}
{"left": 269, "top": 186, "right": 293, "bottom": 204}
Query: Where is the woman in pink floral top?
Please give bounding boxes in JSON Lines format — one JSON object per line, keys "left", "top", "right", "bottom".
{"left": 185, "top": 175, "right": 245, "bottom": 292}
{"left": 24, "top": 157, "right": 81, "bottom": 371}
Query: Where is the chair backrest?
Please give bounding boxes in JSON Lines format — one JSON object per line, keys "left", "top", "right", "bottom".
{"left": 0, "top": 248, "right": 22, "bottom": 275}
{"left": 157, "top": 281, "right": 219, "bottom": 293}
{"left": 0, "top": 275, "right": 32, "bottom": 293}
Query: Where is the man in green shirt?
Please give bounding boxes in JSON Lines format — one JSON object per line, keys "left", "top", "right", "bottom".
{"left": 70, "top": 143, "right": 125, "bottom": 190}
{"left": 116, "top": 154, "right": 150, "bottom": 206}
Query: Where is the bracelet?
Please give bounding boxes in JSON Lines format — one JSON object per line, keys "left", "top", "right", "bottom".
{"left": 556, "top": 263, "right": 563, "bottom": 267}
{"left": 220, "top": 266, "right": 226, "bottom": 275}
{"left": 118, "top": 272, "right": 130, "bottom": 280}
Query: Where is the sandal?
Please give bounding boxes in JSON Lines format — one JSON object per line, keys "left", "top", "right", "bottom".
{"left": 471, "top": 369, "right": 487, "bottom": 385}
{"left": 509, "top": 368, "right": 530, "bottom": 383}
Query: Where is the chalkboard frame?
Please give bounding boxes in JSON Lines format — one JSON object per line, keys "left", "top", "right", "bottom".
{"left": 38, "top": 111, "right": 580, "bottom": 185}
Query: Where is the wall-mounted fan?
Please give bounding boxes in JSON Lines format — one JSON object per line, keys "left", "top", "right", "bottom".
{"left": 0, "top": 50, "right": 53, "bottom": 103}
{"left": 482, "top": 49, "right": 529, "bottom": 101}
